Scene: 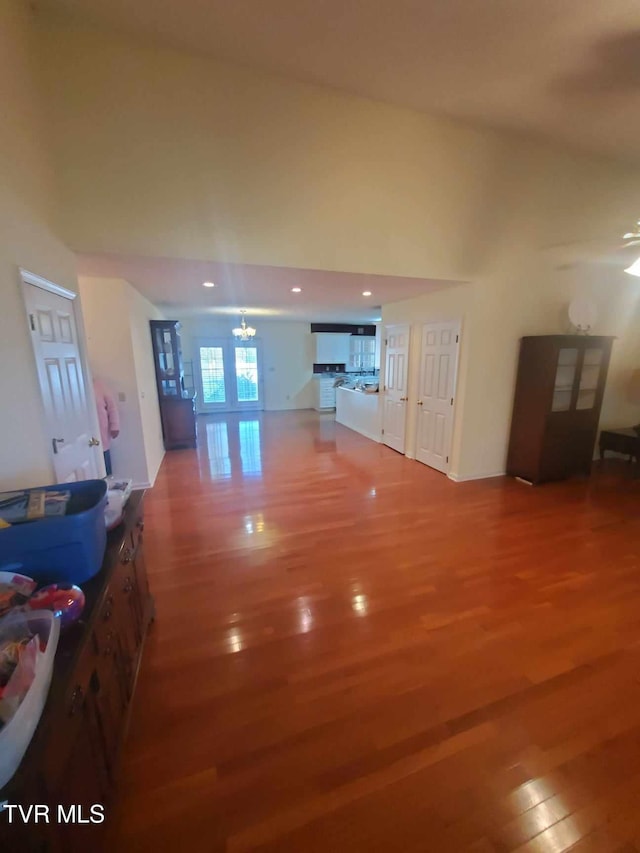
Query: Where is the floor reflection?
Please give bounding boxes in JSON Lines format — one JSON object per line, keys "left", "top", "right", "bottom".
{"left": 351, "top": 593, "right": 369, "bottom": 617}
{"left": 296, "top": 596, "right": 314, "bottom": 634}
{"left": 243, "top": 513, "right": 266, "bottom": 535}
{"left": 239, "top": 419, "right": 262, "bottom": 476}
{"left": 204, "top": 421, "right": 232, "bottom": 479}
{"left": 201, "top": 416, "right": 263, "bottom": 480}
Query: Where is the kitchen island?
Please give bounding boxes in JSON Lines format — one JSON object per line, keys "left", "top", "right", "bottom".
{"left": 335, "top": 386, "right": 381, "bottom": 443}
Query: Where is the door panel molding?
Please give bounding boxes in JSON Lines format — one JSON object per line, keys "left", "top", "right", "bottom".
{"left": 381, "top": 324, "right": 410, "bottom": 454}
{"left": 22, "top": 278, "right": 100, "bottom": 482}
{"left": 414, "top": 320, "right": 461, "bottom": 475}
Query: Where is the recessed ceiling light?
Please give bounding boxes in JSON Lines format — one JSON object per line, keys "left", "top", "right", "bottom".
{"left": 362, "top": 290, "right": 372, "bottom": 296}
{"left": 202, "top": 281, "right": 215, "bottom": 288}
{"left": 291, "top": 287, "right": 302, "bottom": 293}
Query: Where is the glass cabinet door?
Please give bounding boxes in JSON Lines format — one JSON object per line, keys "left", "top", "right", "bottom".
{"left": 576, "top": 347, "right": 603, "bottom": 410}
{"left": 152, "top": 323, "right": 182, "bottom": 397}
{"left": 551, "top": 348, "right": 578, "bottom": 411}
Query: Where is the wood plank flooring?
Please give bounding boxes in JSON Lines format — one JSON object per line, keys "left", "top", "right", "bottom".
{"left": 109, "top": 410, "right": 640, "bottom": 852}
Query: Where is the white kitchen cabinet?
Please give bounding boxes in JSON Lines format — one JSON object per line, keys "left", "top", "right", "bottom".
{"left": 314, "top": 333, "right": 351, "bottom": 364}
{"left": 313, "top": 377, "right": 337, "bottom": 410}
{"left": 348, "top": 337, "right": 376, "bottom": 371}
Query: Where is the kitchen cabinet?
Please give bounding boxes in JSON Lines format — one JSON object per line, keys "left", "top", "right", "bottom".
{"left": 349, "top": 337, "right": 376, "bottom": 371}
{"left": 314, "top": 377, "right": 337, "bottom": 411}
{"left": 314, "top": 333, "right": 351, "bottom": 365}
{"left": 0, "top": 492, "right": 153, "bottom": 852}
{"left": 507, "top": 335, "right": 613, "bottom": 483}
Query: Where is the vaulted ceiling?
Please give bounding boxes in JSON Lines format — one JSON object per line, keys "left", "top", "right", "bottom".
{"left": 42, "top": 0, "right": 640, "bottom": 162}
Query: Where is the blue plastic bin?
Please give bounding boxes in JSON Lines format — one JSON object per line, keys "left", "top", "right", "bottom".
{"left": 0, "top": 480, "right": 107, "bottom": 584}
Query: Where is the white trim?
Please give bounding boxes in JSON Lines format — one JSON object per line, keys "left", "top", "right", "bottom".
{"left": 381, "top": 323, "right": 411, "bottom": 454}
{"left": 19, "top": 268, "right": 77, "bottom": 300}
{"left": 414, "top": 318, "right": 462, "bottom": 475}
{"left": 20, "top": 272, "right": 102, "bottom": 482}
{"left": 447, "top": 471, "right": 506, "bottom": 483}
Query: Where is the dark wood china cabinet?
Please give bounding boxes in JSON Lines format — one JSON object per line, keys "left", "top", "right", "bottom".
{"left": 149, "top": 320, "right": 197, "bottom": 449}
{"left": 507, "top": 335, "right": 614, "bottom": 484}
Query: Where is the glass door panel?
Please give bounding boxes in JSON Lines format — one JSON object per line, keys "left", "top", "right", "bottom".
{"left": 196, "top": 338, "right": 263, "bottom": 412}
{"left": 199, "top": 346, "right": 226, "bottom": 405}
{"left": 234, "top": 346, "right": 259, "bottom": 403}
{"left": 576, "top": 390, "right": 596, "bottom": 410}
{"left": 552, "top": 348, "right": 578, "bottom": 412}
{"left": 153, "top": 326, "right": 180, "bottom": 396}
{"left": 576, "top": 347, "right": 603, "bottom": 410}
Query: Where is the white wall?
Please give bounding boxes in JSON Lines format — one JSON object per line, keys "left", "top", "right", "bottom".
{"left": 79, "top": 276, "right": 165, "bottom": 486}
{"left": 384, "top": 263, "right": 640, "bottom": 480}
{"left": 126, "top": 286, "right": 166, "bottom": 484}
{"left": 178, "top": 317, "right": 314, "bottom": 411}
{"left": 36, "top": 17, "right": 640, "bottom": 283}
{"left": 28, "top": 12, "right": 640, "bottom": 483}
{"left": 0, "top": 0, "right": 81, "bottom": 490}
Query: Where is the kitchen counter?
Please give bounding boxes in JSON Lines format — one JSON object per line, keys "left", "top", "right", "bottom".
{"left": 335, "top": 386, "right": 382, "bottom": 443}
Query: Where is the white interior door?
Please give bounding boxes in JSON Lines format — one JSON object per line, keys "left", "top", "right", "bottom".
{"left": 382, "top": 324, "right": 410, "bottom": 453}
{"left": 415, "top": 321, "right": 460, "bottom": 474}
{"left": 24, "top": 278, "right": 100, "bottom": 483}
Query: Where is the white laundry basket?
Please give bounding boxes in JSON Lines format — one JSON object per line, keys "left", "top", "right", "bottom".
{"left": 0, "top": 609, "right": 60, "bottom": 790}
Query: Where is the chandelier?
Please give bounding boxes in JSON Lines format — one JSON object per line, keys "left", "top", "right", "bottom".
{"left": 232, "top": 310, "right": 256, "bottom": 341}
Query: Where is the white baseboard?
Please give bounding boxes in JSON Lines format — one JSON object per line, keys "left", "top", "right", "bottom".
{"left": 337, "top": 422, "right": 381, "bottom": 443}
{"left": 447, "top": 471, "right": 506, "bottom": 483}
{"left": 132, "top": 480, "right": 152, "bottom": 489}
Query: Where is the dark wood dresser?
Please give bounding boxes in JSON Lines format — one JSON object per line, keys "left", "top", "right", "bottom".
{"left": 599, "top": 428, "right": 640, "bottom": 463}
{"left": 0, "top": 490, "right": 153, "bottom": 851}
{"left": 507, "top": 335, "right": 614, "bottom": 484}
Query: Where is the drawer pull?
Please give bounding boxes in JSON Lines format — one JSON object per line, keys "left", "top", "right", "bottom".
{"left": 137, "top": 519, "right": 145, "bottom": 532}
{"left": 103, "top": 595, "right": 114, "bottom": 621}
{"left": 69, "top": 685, "right": 83, "bottom": 716}
{"left": 122, "top": 547, "right": 134, "bottom": 564}
{"left": 104, "top": 630, "right": 114, "bottom": 655}
{"left": 123, "top": 576, "right": 133, "bottom": 593}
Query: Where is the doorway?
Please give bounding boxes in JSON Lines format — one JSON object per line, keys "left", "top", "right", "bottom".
{"left": 381, "top": 324, "right": 410, "bottom": 453}
{"left": 195, "top": 337, "right": 264, "bottom": 413}
{"left": 22, "top": 271, "right": 101, "bottom": 482}
{"left": 414, "top": 321, "right": 460, "bottom": 474}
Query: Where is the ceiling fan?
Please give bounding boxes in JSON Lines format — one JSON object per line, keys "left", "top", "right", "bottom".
{"left": 621, "top": 221, "right": 640, "bottom": 275}
{"left": 622, "top": 220, "right": 640, "bottom": 246}
{"left": 540, "top": 219, "right": 640, "bottom": 273}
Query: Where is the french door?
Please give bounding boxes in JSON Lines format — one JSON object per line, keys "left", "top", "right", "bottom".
{"left": 195, "top": 337, "right": 264, "bottom": 413}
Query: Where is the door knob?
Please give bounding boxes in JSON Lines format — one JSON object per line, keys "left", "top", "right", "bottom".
{"left": 89, "top": 437, "right": 100, "bottom": 447}
{"left": 417, "top": 401, "right": 423, "bottom": 406}
{"left": 400, "top": 396, "right": 408, "bottom": 401}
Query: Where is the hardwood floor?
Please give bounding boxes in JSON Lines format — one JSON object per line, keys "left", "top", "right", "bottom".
{"left": 109, "top": 410, "right": 640, "bottom": 852}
